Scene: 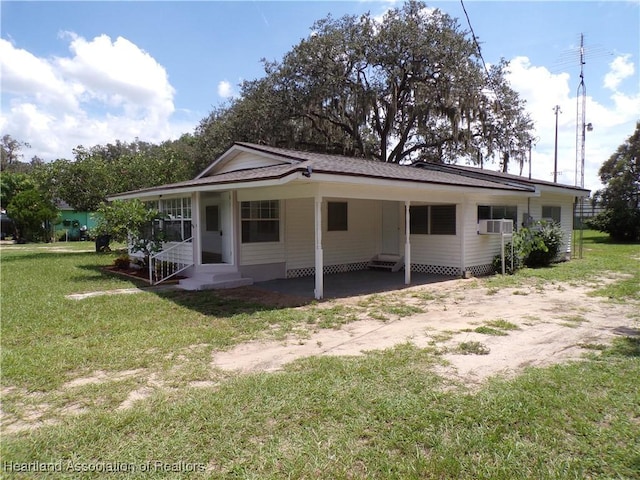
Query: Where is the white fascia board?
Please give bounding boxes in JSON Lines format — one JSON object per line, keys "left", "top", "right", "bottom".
{"left": 108, "top": 173, "right": 302, "bottom": 201}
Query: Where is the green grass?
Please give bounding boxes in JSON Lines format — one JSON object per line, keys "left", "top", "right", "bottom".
{"left": 1, "top": 232, "right": 639, "bottom": 479}
{"left": 3, "top": 342, "right": 638, "bottom": 479}
{"left": 484, "top": 230, "right": 640, "bottom": 302}
{"left": 455, "top": 340, "right": 491, "bottom": 355}
{"left": 0, "top": 244, "right": 350, "bottom": 390}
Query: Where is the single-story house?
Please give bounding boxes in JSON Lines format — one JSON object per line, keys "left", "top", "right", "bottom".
{"left": 109, "top": 142, "right": 589, "bottom": 299}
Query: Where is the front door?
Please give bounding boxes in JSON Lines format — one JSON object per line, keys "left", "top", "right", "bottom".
{"left": 381, "top": 201, "right": 400, "bottom": 255}
{"left": 200, "top": 192, "right": 231, "bottom": 264}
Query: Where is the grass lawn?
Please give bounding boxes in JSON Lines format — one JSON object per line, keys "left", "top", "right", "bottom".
{"left": 1, "top": 233, "right": 639, "bottom": 478}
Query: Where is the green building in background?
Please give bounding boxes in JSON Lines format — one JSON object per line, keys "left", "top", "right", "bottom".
{"left": 54, "top": 201, "right": 99, "bottom": 241}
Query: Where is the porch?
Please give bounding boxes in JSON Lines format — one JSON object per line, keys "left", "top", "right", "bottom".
{"left": 255, "top": 269, "right": 458, "bottom": 300}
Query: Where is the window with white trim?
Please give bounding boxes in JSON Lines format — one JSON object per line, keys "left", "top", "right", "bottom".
{"left": 328, "top": 202, "right": 348, "bottom": 231}
{"left": 542, "top": 206, "right": 561, "bottom": 223}
{"left": 430, "top": 205, "right": 456, "bottom": 235}
{"left": 241, "top": 200, "right": 280, "bottom": 243}
{"left": 478, "top": 205, "right": 518, "bottom": 225}
{"left": 160, "top": 197, "right": 192, "bottom": 241}
{"left": 409, "top": 205, "right": 428, "bottom": 234}
{"left": 409, "top": 205, "right": 456, "bottom": 235}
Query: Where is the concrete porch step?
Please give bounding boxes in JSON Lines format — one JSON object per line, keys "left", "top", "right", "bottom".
{"left": 368, "top": 254, "right": 404, "bottom": 273}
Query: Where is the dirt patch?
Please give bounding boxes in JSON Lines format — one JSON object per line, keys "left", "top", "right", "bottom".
{"left": 211, "top": 278, "right": 639, "bottom": 386}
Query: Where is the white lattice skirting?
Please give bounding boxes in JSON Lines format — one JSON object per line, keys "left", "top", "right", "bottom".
{"left": 466, "top": 264, "right": 495, "bottom": 277}
{"left": 286, "top": 262, "right": 491, "bottom": 279}
{"left": 287, "top": 262, "right": 369, "bottom": 279}
{"left": 410, "top": 264, "right": 461, "bottom": 276}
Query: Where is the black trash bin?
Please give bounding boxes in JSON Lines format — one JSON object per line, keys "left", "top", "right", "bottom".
{"left": 95, "top": 234, "right": 111, "bottom": 253}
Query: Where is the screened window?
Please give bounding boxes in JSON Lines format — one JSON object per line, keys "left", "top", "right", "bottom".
{"left": 430, "top": 205, "right": 456, "bottom": 235}
{"left": 409, "top": 205, "right": 456, "bottom": 235}
{"left": 542, "top": 206, "right": 561, "bottom": 223}
{"left": 409, "top": 205, "right": 429, "bottom": 234}
{"left": 160, "top": 197, "right": 192, "bottom": 242}
{"left": 328, "top": 202, "right": 348, "bottom": 231}
{"left": 241, "top": 200, "right": 280, "bottom": 243}
{"left": 478, "top": 205, "right": 518, "bottom": 225}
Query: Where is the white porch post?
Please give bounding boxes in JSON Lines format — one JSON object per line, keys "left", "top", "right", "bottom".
{"left": 193, "top": 191, "right": 201, "bottom": 266}
{"left": 314, "top": 196, "right": 324, "bottom": 300}
{"left": 404, "top": 200, "right": 411, "bottom": 285}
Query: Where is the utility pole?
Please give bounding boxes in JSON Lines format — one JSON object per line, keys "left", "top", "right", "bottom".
{"left": 553, "top": 105, "right": 561, "bottom": 183}
{"left": 528, "top": 139, "right": 532, "bottom": 180}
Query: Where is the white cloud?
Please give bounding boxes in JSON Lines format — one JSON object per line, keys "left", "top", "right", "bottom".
{"left": 604, "top": 54, "right": 634, "bottom": 91}
{"left": 505, "top": 56, "right": 639, "bottom": 193}
{"left": 217, "top": 80, "right": 235, "bottom": 99}
{"left": 0, "top": 33, "right": 187, "bottom": 162}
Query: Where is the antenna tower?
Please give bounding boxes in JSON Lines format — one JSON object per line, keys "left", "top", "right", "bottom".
{"left": 574, "top": 33, "right": 588, "bottom": 259}
{"left": 575, "top": 34, "right": 586, "bottom": 189}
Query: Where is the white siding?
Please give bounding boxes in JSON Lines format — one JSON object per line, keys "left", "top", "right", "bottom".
{"left": 216, "top": 153, "right": 288, "bottom": 174}
{"left": 410, "top": 234, "right": 461, "bottom": 266}
{"left": 240, "top": 242, "right": 285, "bottom": 266}
{"left": 285, "top": 198, "right": 315, "bottom": 269}
{"left": 463, "top": 192, "right": 576, "bottom": 268}
{"left": 463, "top": 196, "right": 528, "bottom": 267}
{"left": 323, "top": 199, "right": 380, "bottom": 265}
{"left": 283, "top": 198, "right": 381, "bottom": 269}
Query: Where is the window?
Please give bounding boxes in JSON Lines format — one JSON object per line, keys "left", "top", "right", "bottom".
{"left": 430, "top": 205, "right": 456, "bottom": 235}
{"left": 409, "top": 205, "right": 456, "bottom": 235}
{"left": 205, "top": 205, "right": 220, "bottom": 231}
{"left": 478, "top": 205, "right": 518, "bottom": 225}
{"left": 409, "top": 205, "right": 428, "bottom": 234}
{"left": 542, "top": 206, "right": 561, "bottom": 223}
{"left": 328, "top": 202, "right": 348, "bottom": 231}
{"left": 241, "top": 200, "right": 279, "bottom": 243}
{"left": 160, "top": 197, "right": 192, "bottom": 241}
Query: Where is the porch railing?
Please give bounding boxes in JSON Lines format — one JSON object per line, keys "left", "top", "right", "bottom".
{"left": 148, "top": 237, "right": 194, "bottom": 285}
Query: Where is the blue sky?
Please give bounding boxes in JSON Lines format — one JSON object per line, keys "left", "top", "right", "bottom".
{"left": 1, "top": 1, "right": 638, "bottom": 192}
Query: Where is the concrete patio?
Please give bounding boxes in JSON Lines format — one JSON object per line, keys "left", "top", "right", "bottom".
{"left": 254, "top": 269, "right": 458, "bottom": 300}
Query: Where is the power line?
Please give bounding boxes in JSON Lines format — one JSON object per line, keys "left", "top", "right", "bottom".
{"left": 459, "top": 0, "right": 491, "bottom": 80}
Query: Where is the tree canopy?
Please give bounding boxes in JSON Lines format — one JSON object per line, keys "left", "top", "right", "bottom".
{"left": 32, "top": 136, "right": 198, "bottom": 212}
{"left": 197, "top": 1, "right": 533, "bottom": 169}
{"left": 589, "top": 122, "right": 640, "bottom": 242}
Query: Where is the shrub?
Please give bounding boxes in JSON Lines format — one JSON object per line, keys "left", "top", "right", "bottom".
{"left": 493, "top": 220, "right": 564, "bottom": 273}
{"left": 525, "top": 220, "right": 564, "bottom": 267}
{"left": 114, "top": 254, "right": 131, "bottom": 270}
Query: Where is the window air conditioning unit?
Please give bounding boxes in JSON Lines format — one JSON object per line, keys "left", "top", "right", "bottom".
{"left": 478, "top": 219, "right": 513, "bottom": 235}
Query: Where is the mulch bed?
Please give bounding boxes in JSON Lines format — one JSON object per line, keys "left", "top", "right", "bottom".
{"left": 102, "top": 266, "right": 185, "bottom": 284}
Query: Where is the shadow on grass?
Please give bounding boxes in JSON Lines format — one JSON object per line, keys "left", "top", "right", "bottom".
{"left": 581, "top": 233, "right": 640, "bottom": 246}
{"left": 70, "top": 263, "right": 149, "bottom": 287}
{"left": 606, "top": 336, "right": 640, "bottom": 358}
{"left": 0, "top": 250, "right": 106, "bottom": 263}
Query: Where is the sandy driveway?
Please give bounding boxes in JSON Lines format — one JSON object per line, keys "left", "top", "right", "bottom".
{"left": 212, "top": 276, "right": 639, "bottom": 386}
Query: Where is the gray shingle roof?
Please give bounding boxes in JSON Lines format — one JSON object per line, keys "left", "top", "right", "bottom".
{"left": 111, "top": 142, "right": 588, "bottom": 198}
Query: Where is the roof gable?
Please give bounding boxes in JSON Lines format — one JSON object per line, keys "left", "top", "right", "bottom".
{"left": 196, "top": 144, "right": 298, "bottom": 178}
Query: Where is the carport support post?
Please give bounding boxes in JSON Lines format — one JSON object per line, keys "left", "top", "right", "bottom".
{"left": 404, "top": 201, "right": 411, "bottom": 285}
{"left": 314, "top": 196, "right": 324, "bottom": 299}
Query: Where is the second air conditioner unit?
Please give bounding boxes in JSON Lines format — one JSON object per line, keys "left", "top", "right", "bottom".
{"left": 478, "top": 219, "right": 514, "bottom": 235}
